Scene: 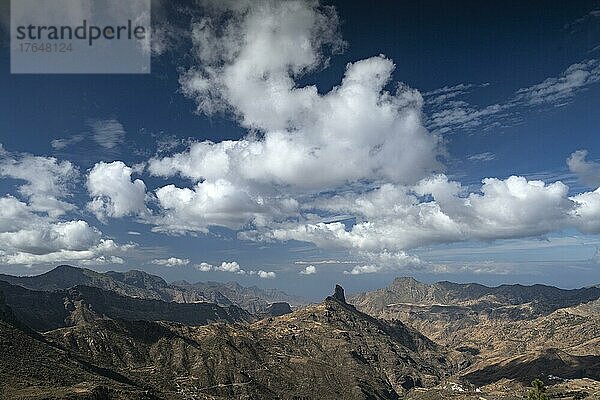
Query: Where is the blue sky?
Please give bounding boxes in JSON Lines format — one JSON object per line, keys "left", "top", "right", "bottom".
{"left": 1, "top": 0, "right": 600, "bottom": 299}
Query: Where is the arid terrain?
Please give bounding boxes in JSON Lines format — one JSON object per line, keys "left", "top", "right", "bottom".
{"left": 1, "top": 266, "right": 599, "bottom": 399}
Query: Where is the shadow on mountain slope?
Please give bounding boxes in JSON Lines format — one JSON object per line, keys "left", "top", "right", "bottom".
{"left": 462, "top": 349, "right": 600, "bottom": 386}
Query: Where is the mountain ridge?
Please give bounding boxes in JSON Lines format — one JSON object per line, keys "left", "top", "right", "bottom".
{"left": 40, "top": 285, "right": 466, "bottom": 399}
{"left": 0, "top": 280, "right": 253, "bottom": 332}
{"left": 0, "top": 265, "right": 304, "bottom": 314}
{"left": 2, "top": 271, "right": 599, "bottom": 398}
{"left": 351, "top": 276, "right": 600, "bottom": 317}
{"left": 349, "top": 276, "right": 600, "bottom": 392}
{"left": 0, "top": 282, "right": 467, "bottom": 399}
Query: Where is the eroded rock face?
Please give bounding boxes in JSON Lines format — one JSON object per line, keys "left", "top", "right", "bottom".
{"left": 333, "top": 284, "right": 346, "bottom": 303}
{"left": 0, "top": 280, "right": 253, "bottom": 332}
{"left": 350, "top": 277, "right": 600, "bottom": 386}
{"left": 0, "top": 265, "right": 306, "bottom": 314}
{"left": 263, "top": 301, "right": 292, "bottom": 317}
{"left": 39, "top": 287, "right": 464, "bottom": 400}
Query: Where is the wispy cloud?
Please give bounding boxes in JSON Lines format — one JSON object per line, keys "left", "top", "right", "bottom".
{"left": 423, "top": 83, "right": 490, "bottom": 106}
{"left": 563, "top": 9, "right": 600, "bottom": 34}
{"left": 90, "top": 119, "right": 126, "bottom": 149}
{"left": 294, "top": 259, "right": 356, "bottom": 265}
{"left": 467, "top": 152, "right": 496, "bottom": 162}
{"left": 514, "top": 59, "right": 600, "bottom": 106}
{"left": 51, "top": 134, "right": 85, "bottom": 150}
{"left": 425, "top": 59, "right": 600, "bottom": 134}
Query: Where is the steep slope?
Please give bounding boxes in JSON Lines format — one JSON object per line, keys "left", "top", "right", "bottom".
{"left": 173, "top": 280, "right": 305, "bottom": 313}
{"left": 350, "top": 277, "right": 600, "bottom": 387}
{"left": 0, "top": 265, "right": 304, "bottom": 313}
{"left": 351, "top": 277, "right": 600, "bottom": 319}
{"left": 45, "top": 286, "right": 467, "bottom": 400}
{"left": 350, "top": 278, "right": 600, "bottom": 345}
{"left": 462, "top": 348, "right": 600, "bottom": 386}
{"left": 0, "top": 265, "right": 202, "bottom": 302}
{"left": 0, "top": 293, "right": 162, "bottom": 399}
{"left": 0, "top": 280, "right": 253, "bottom": 331}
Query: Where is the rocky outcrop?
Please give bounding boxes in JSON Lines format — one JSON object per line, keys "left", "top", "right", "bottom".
{"left": 0, "top": 265, "right": 305, "bottom": 314}
{"left": 42, "top": 285, "right": 466, "bottom": 399}
{"left": 261, "top": 301, "right": 292, "bottom": 317}
{"left": 332, "top": 284, "right": 346, "bottom": 302}
{"left": 0, "top": 280, "right": 253, "bottom": 332}
{"left": 174, "top": 280, "right": 305, "bottom": 313}
{"left": 350, "top": 277, "right": 600, "bottom": 389}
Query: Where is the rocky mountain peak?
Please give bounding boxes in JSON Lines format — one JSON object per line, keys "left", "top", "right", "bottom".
{"left": 52, "top": 264, "right": 79, "bottom": 272}
{"left": 325, "top": 284, "right": 347, "bottom": 304}
{"left": 43, "top": 264, "right": 88, "bottom": 279}
{"left": 333, "top": 284, "right": 346, "bottom": 303}
{"left": 393, "top": 276, "right": 421, "bottom": 285}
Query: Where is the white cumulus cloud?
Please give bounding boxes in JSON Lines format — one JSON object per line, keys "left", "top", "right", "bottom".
{"left": 0, "top": 195, "right": 133, "bottom": 265}
{"left": 151, "top": 257, "right": 190, "bottom": 267}
{"left": 0, "top": 146, "right": 79, "bottom": 217}
{"left": 216, "top": 261, "right": 244, "bottom": 273}
{"left": 299, "top": 265, "right": 317, "bottom": 275}
{"left": 567, "top": 149, "right": 600, "bottom": 188}
{"left": 195, "top": 262, "right": 214, "bottom": 272}
{"left": 151, "top": 179, "right": 298, "bottom": 234}
{"left": 193, "top": 260, "right": 276, "bottom": 278}
{"left": 257, "top": 270, "right": 276, "bottom": 279}
{"left": 241, "top": 174, "right": 587, "bottom": 262}
{"left": 87, "top": 161, "right": 148, "bottom": 221}
{"left": 144, "top": 0, "right": 440, "bottom": 240}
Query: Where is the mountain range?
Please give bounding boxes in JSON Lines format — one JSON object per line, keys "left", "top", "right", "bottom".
{"left": 350, "top": 277, "right": 600, "bottom": 390}
{"left": 0, "top": 280, "right": 253, "bottom": 331}
{"left": 0, "top": 265, "right": 304, "bottom": 314}
{"left": 1, "top": 267, "right": 599, "bottom": 399}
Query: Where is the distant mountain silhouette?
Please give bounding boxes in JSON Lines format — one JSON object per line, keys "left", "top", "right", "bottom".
{"left": 0, "top": 280, "right": 253, "bottom": 331}
{"left": 351, "top": 276, "right": 600, "bottom": 318}
{"left": 0, "top": 265, "right": 304, "bottom": 313}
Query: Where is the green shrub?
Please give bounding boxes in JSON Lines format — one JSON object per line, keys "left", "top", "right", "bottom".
{"left": 527, "top": 378, "right": 549, "bottom": 400}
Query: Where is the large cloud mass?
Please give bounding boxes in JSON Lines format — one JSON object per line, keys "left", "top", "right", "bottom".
{"left": 139, "top": 1, "right": 600, "bottom": 274}
{"left": 150, "top": 0, "right": 441, "bottom": 191}
{"left": 168, "top": 56, "right": 440, "bottom": 189}
{"left": 144, "top": 0, "right": 441, "bottom": 239}
{"left": 5, "top": 1, "right": 600, "bottom": 276}
{"left": 244, "top": 175, "right": 580, "bottom": 254}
